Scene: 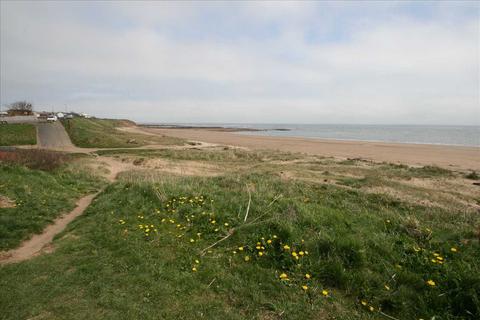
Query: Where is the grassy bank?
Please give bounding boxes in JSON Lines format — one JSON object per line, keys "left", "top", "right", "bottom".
{"left": 0, "top": 123, "right": 36, "bottom": 146}
{"left": 0, "top": 156, "right": 105, "bottom": 250}
{"left": 62, "top": 118, "right": 184, "bottom": 148}
{"left": 0, "top": 147, "right": 478, "bottom": 319}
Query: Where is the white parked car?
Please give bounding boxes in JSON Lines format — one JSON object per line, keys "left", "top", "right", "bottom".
{"left": 46, "top": 115, "right": 57, "bottom": 122}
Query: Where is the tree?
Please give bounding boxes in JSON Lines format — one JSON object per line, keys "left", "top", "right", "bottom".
{"left": 8, "top": 101, "right": 33, "bottom": 112}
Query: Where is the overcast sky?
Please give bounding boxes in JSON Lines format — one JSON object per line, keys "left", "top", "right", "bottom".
{"left": 1, "top": 1, "right": 479, "bottom": 124}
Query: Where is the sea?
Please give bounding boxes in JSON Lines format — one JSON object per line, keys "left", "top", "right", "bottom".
{"left": 143, "top": 123, "right": 480, "bottom": 147}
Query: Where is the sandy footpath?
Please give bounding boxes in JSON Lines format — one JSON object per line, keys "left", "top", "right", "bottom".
{"left": 130, "top": 127, "right": 480, "bottom": 171}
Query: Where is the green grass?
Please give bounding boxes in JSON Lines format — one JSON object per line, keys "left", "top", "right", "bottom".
{"left": 95, "top": 147, "right": 302, "bottom": 162}
{"left": 1, "top": 169, "right": 478, "bottom": 319}
{"left": 62, "top": 118, "right": 184, "bottom": 148}
{"left": 0, "top": 162, "right": 105, "bottom": 250}
{"left": 0, "top": 123, "right": 36, "bottom": 146}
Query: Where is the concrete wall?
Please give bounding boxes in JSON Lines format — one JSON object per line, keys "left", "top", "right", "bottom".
{"left": 1, "top": 116, "right": 38, "bottom": 123}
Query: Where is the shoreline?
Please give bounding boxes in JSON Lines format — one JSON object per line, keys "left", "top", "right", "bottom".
{"left": 139, "top": 124, "right": 290, "bottom": 132}
{"left": 237, "top": 132, "right": 479, "bottom": 148}
{"left": 127, "top": 126, "right": 480, "bottom": 171}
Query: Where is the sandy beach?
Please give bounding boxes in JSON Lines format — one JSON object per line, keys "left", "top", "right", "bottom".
{"left": 127, "top": 126, "right": 480, "bottom": 171}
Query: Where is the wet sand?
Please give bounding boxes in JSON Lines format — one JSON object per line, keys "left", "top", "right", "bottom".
{"left": 126, "top": 127, "right": 480, "bottom": 171}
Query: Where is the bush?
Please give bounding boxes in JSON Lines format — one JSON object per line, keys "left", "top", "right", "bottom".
{"left": 0, "top": 149, "right": 70, "bottom": 171}
{"left": 465, "top": 171, "right": 479, "bottom": 180}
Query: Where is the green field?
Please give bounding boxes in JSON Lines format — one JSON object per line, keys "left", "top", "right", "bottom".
{"left": 1, "top": 148, "right": 478, "bottom": 319}
{"left": 62, "top": 118, "right": 184, "bottom": 148}
{"left": 0, "top": 159, "right": 105, "bottom": 250}
{"left": 0, "top": 123, "right": 36, "bottom": 146}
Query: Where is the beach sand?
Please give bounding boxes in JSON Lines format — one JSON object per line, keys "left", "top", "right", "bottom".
{"left": 124, "top": 126, "right": 480, "bottom": 171}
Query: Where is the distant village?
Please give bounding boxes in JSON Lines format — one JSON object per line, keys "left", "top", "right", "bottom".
{"left": 0, "top": 101, "right": 91, "bottom": 124}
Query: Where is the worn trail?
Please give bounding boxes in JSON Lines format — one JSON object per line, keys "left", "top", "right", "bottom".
{"left": 0, "top": 157, "right": 130, "bottom": 264}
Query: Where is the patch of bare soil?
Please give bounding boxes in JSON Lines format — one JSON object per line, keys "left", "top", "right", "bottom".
{"left": 96, "top": 156, "right": 137, "bottom": 181}
{"left": 0, "top": 195, "right": 16, "bottom": 208}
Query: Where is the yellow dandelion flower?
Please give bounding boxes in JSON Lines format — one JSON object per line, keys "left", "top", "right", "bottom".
{"left": 279, "top": 273, "right": 288, "bottom": 279}
{"left": 192, "top": 267, "right": 197, "bottom": 272}
{"left": 305, "top": 273, "right": 311, "bottom": 279}
{"left": 292, "top": 252, "right": 298, "bottom": 257}
{"left": 238, "top": 246, "right": 244, "bottom": 251}
{"left": 369, "top": 306, "right": 374, "bottom": 312}
{"left": 190, "top": 239, "right": 195, "bottom": 243}
{"left": 195, "top": 259, "right": 200, "bottom": 264}
{"left": 283, "top": 245, "right": 290, "bottom": 251}
{"left": 267, "top": 239, "right": 272, "bottom": 244}
{"left": 273, "top": 235, "right": 278, "bottom": 239}
{"left": 299, "top": 251, "right": 305, "bottom": 256}
{"left": 256, "top": 246, "right": 261, "bottom": 250}
{"left": 433, "top": 253, "right": 439, "bottom": 257}
{"left": 302, "top": 285, "right": 308, "bottom": 291}
{"left": 211, "top": 220, "right": 216, "bottom": 224}
{"left": 304, "top": 251, "right": 309, "bottom": 255}
{"left": 451, "top": 247, "right": 458, "bottom": 252}
{"left": 258, "top": 252, "right": 264, "bottom": 257}
{"left": 384, "top": 285, "right": 390, "bottom": 290}
{"left": 322, "top": 290, "right": 329, "bottom": 296}
{"left": 361, "top": 300, "right": 367, "bottom": 306}
{"left": 244, "top": 256, "right": 250, "bottom": 262}
{"left": 426, "top": 280, "right": 436, "bottom": 287}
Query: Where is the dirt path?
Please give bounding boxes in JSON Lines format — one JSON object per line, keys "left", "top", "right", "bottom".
{"left": 0, "top": 157, "right": 131, "bottom": 264}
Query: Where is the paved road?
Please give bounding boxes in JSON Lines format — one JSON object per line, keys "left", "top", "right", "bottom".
{"left": 37, "top": 122, "right": 73, "bottom": 149}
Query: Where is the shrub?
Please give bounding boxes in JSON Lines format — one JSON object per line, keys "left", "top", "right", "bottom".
{"left": 465, "top": 171, "right": 479, "bottom": 180}
{"left": 0, "top": 149, "right": 70, "bottom": 171}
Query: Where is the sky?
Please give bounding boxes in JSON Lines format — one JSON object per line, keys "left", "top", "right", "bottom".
{"left": 0, "top": 1, "right": 479, "bottom": 125}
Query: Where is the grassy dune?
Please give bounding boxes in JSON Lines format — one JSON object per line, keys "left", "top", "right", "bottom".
{"left": 0, "top": 123, "right": 36, "bottom": 146}
{"left": 62, "top": 118, "right": 184, "bottom": 148}
{"left": 1, "top": 148, "right": 479, "bottom": 319}
{"left": 0, "top": 156, "right": 105, "bottom": 250}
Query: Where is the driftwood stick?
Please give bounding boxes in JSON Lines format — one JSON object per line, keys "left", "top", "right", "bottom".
{"left": 243, "top": 184, "right": 252, "bottom": 223}
{"left": 201, "top": 229, "right": 235, "bottom": 255}
{"left": 379, "top": 311, "right": 400, "bottom": 320}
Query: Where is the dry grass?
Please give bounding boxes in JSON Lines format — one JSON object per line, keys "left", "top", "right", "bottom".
{"left": 0, "top": 149, "right": 71, "bottom": 171}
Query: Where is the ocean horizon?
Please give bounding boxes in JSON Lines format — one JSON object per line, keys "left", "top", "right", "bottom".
{"left": 140, "top": 123, "right": 480, "bottom": 147}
